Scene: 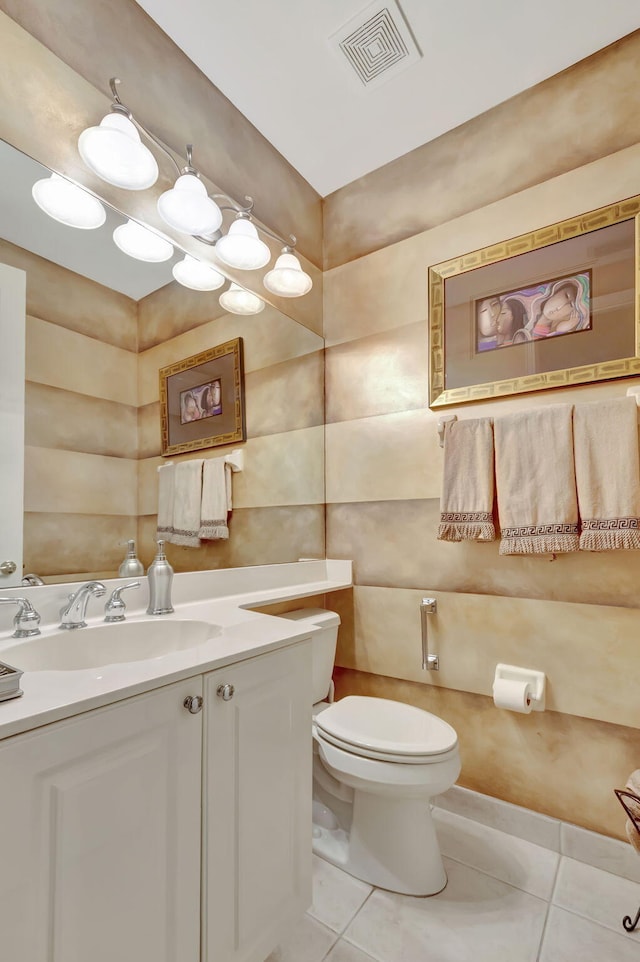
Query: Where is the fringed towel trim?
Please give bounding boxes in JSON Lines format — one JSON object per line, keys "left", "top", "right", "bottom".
{"left": 580, "top": 517, "right": 640, "bottom": 551}
{"left": 438, "top": 511, "right": 495, "bottom": 542}
{"left": 500, "top": 523, "right": 579, "bottom": 556}
{"left": 199, "top": 519, "right": 229, "bottom": 541}
{"left": 171, "top": 527, "right": 200, "bottom": 548}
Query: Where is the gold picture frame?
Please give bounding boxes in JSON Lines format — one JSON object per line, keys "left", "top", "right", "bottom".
{"left": 429, "top": 195, "right": 640, "bottom": 408}
{"left": 160, "top": 337, "right": 245, "bottom": 456}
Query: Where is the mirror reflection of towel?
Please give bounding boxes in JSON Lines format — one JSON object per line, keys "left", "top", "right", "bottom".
{"left": 199, "top": 458, "right": 232, "bottom": 541}
{"left": 172, "top": 460, "right": 204, "bottom": 547}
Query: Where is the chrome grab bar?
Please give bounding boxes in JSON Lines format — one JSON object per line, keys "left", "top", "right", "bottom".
{"left": 420, "top": 597, "right": 438, "bottom": 671}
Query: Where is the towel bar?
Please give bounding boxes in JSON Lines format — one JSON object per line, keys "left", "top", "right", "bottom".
{"left": 437, "top": 388, "right": 640, "bottom": 447}
{"left": 157, "top": 448, "right": 244, "bottom": 473}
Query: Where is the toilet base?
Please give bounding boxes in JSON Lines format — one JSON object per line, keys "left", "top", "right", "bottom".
{"left": 312, "top": 789, "right": 447, "bottom": 897}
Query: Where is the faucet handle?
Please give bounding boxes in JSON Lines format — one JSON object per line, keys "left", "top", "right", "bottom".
{"left": 104, "top": 582, "right": 141, "bottom": 623}
{"left": 0, "top": 596, "right": 41, "bottom": 638}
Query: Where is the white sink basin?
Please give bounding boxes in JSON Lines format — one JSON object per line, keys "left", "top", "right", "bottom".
{"left": 1, "top": 619, "right": 221, "bottom": 671}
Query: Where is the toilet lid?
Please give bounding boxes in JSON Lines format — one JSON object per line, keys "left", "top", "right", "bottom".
{"left": 315, "top": 696, "right": 457, "bottom": 757}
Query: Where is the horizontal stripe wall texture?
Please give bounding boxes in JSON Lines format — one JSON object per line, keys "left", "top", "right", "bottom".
{"left": 323, "top": 36, "right": 640, "bottom": 840}
{"left": 0, "top": 238, "right": 141, "bottom": 579}
{"left": 136, "top": 283, "right": 325, "bottom": 574}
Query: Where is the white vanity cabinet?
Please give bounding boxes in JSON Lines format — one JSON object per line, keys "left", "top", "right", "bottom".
{"left": 0, "top": 638, "right": 312, "bottom": 962}
{"left": 203, "top": 641, "right": 312, "bottom": 962}
{"left": 0, "top": 676, "right": 203, "bottom": 962}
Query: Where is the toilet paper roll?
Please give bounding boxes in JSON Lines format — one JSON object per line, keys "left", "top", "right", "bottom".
{"left": 492, "top": 678, "right": 533, "bottom": 714}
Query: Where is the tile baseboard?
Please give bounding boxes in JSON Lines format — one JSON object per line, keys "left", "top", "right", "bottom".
{"left": 433, "top": 784, "right": 640, "bottom": 885}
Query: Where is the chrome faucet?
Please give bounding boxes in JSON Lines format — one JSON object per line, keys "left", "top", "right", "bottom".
{"left": 21, "top": 573, "right": 45, "bottom": 586}
{"left": 104, "top": 582, "right": 140, "bottom": 622}
{"left": 59, "top": 581, "right": 106, "bottom": 629}
{"left": 0, "top": 597, "right": 42, "bottom": 637}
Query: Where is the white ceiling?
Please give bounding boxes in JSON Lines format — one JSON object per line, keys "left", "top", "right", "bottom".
{"left": 134, "top": 0, "right": 640, "bottom": 197}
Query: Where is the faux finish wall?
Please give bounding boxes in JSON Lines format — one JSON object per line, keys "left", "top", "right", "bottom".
{"left": 136, "top": 284, "right": 325, "bottom": 572}
{"left": 324, "top": 34, "right": 640, "bottom": 839}
{"left": 0, "top": 239, "right": 139, "bottom": 579}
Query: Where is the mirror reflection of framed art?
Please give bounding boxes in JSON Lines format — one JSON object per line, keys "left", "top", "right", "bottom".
{"left": 160, "top": 337, "right": 245, "bottom": 455}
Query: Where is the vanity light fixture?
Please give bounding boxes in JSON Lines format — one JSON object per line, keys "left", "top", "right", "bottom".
{"left": 172, "top": 254, "right": 225, "bottom": 291}
{"left": 78, "top": 81, "right": 159, "bottom": 190}
{"left": 113, "top": 219, "right": 174, "bottom": 263}
{"left": 219, "top": 282, "right": 265, "bottom": 315}
{"left": 31, "top": 173, "right": 106, "bottom": 229}
{"left": 214, "top": 213, "right": 271, "bottom": 271}
{"left": 157, "top": 147, "right": 223, "bottom": 236}
{"left": 76, "top": 77, "right": 313, "bottom": 298}
{"left": 263, "top": 247, "right": 313, "bottom": 297}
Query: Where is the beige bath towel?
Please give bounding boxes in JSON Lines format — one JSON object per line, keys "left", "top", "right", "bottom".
{"left": 171, "top": 459, "right": 204, "bottom": 547}
{"left": 157, "top": 462, "right": 175, "bottom": 543}
{"left": 495, "top": 404, "right": 579, "bottom": 555}
{"left": 437, "top": 418, "right": 495, "bottom": 541}
{"left": 199, "top": 457, "right": 232, "bottom": 541}
{"left": 573, "top": 397, "right": 640, "bottom": 551}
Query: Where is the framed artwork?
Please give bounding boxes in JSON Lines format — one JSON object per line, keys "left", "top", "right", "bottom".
{"left": 429, "top": 195, "right": 640, "bottom": 407}
{"left": 160, "top": 337, "right": 245, "bottom": 456}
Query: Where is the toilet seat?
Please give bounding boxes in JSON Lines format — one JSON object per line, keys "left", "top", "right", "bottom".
{"left": 314, "top": 696, "right": 457, "bottom": 763}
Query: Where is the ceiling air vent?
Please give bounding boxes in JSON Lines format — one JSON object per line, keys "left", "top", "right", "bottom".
{"left": 330, "top": 0, "right": 422, "bottom": 90}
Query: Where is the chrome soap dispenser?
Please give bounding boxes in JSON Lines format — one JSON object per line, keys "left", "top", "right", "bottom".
{"left": 146, "top": 540, "right": 174, "bottom": 615}
{"left": 118, "top": 539, "right": 144, "bottom": 578}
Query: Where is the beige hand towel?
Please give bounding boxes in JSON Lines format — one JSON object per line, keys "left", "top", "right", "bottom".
{"left": 199, "top": 457, "right": 232, "bottom": 541}
{"left": 495, "top": 404, "right": 579, "bottom": 555}
{"left": 437, "top": 418, "right": 495, "bottom": 542}
{"left": 573, "top": 397, "right": 640, "bottom": 551}
{"left": 157, "top": 463, "right": 175, "bottom": 543}
{"left": 172, "top": 459, "right": 203, "bottom": 547}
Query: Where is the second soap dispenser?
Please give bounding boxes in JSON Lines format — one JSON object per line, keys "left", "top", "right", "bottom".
{"left": 118, "top": 539, "right": 145, "bottom": 577}
{"left": 146, "top": 540, "right": 174, "bottom": 615}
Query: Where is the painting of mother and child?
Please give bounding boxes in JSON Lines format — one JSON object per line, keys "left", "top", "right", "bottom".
{"left": 475, "top": 271, "right": 592, "bottom": 353}
{"left": 179, "top": 378, "right": 222, "bottom": 424}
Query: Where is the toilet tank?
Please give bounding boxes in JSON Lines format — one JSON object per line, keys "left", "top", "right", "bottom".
{"left": 277, "top": 608, "right": 340, "bottom": 703}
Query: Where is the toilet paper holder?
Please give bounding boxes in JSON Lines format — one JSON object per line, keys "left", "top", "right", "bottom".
{"left": 493, "top": 664, "right": 546, "bottom": 711}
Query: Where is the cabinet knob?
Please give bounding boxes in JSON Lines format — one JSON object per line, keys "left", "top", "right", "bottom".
{"left": 0, "top": 561, "right": 17, "bottom": 576}
{"left": 216, "top": 683, "right": 235, "bottom": 701}
{"left": 183, "top": 695, "right": 203, "bottom": 714}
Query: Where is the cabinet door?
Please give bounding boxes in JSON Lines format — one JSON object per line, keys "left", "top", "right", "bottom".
{"left": 203, "top": 642, "right": 312, "bottom": 962}
{"left": 0, "top": 678, "right": 203, "bottom": 962}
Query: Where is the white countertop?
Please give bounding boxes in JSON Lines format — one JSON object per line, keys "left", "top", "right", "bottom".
{"left": 0, "top": 559, "right": 352, "bottom": 740}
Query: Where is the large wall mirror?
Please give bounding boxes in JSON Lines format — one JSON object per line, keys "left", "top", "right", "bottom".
{"left": 0, "top": 137, "right": 325, "bottom": 586}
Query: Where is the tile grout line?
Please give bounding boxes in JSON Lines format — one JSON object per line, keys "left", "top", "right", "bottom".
{"left": 438, "top": 850, "right": 555, "bottom": 903}
{"left": 535, "top": 853, "right": 563, "bottom": 962}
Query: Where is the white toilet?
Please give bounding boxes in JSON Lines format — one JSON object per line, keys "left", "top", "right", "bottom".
{"left": 279, "top": 608, "right": 461, "bottom": 897}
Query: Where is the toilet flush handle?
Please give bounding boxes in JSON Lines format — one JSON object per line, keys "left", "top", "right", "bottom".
{"left": 420, "top": 597, "right": 439, "bottom": 671}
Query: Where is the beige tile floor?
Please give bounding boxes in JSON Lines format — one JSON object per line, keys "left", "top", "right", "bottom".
{"left": 267, "top": 809, "right": 640, "bottom": 962}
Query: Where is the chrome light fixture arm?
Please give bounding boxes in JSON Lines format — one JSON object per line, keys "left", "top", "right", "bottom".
{"left": 108, "top": 77, "right": 185, "bottom": 180}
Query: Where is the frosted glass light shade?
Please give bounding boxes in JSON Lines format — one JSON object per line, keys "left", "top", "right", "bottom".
{"left": 157, "top": 174, "right": 223, "bottom": 235}
{"left": 172, "top": 255, "right": 225, "bottom": 291}
{"left": 113, "top": 220, "right": 174, "bottom": 262}
{"left": 263, "top": 251, "right": 312, "bottom": 297}
{"left": 32, "top": 173, "right": 106, "bottom": 229}
{"left": 215, "top": 218, "right": 271, "bottom": 270}
{"left": 219, "top": 282, "right": 265, "bottom": 315}
{"left": 78, "top": 113, "right": 158, "bottom": 190}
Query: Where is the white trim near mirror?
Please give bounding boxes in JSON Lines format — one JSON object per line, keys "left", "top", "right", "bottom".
{"left": 0, "top": 262, "right": 26, "bottom": 587}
